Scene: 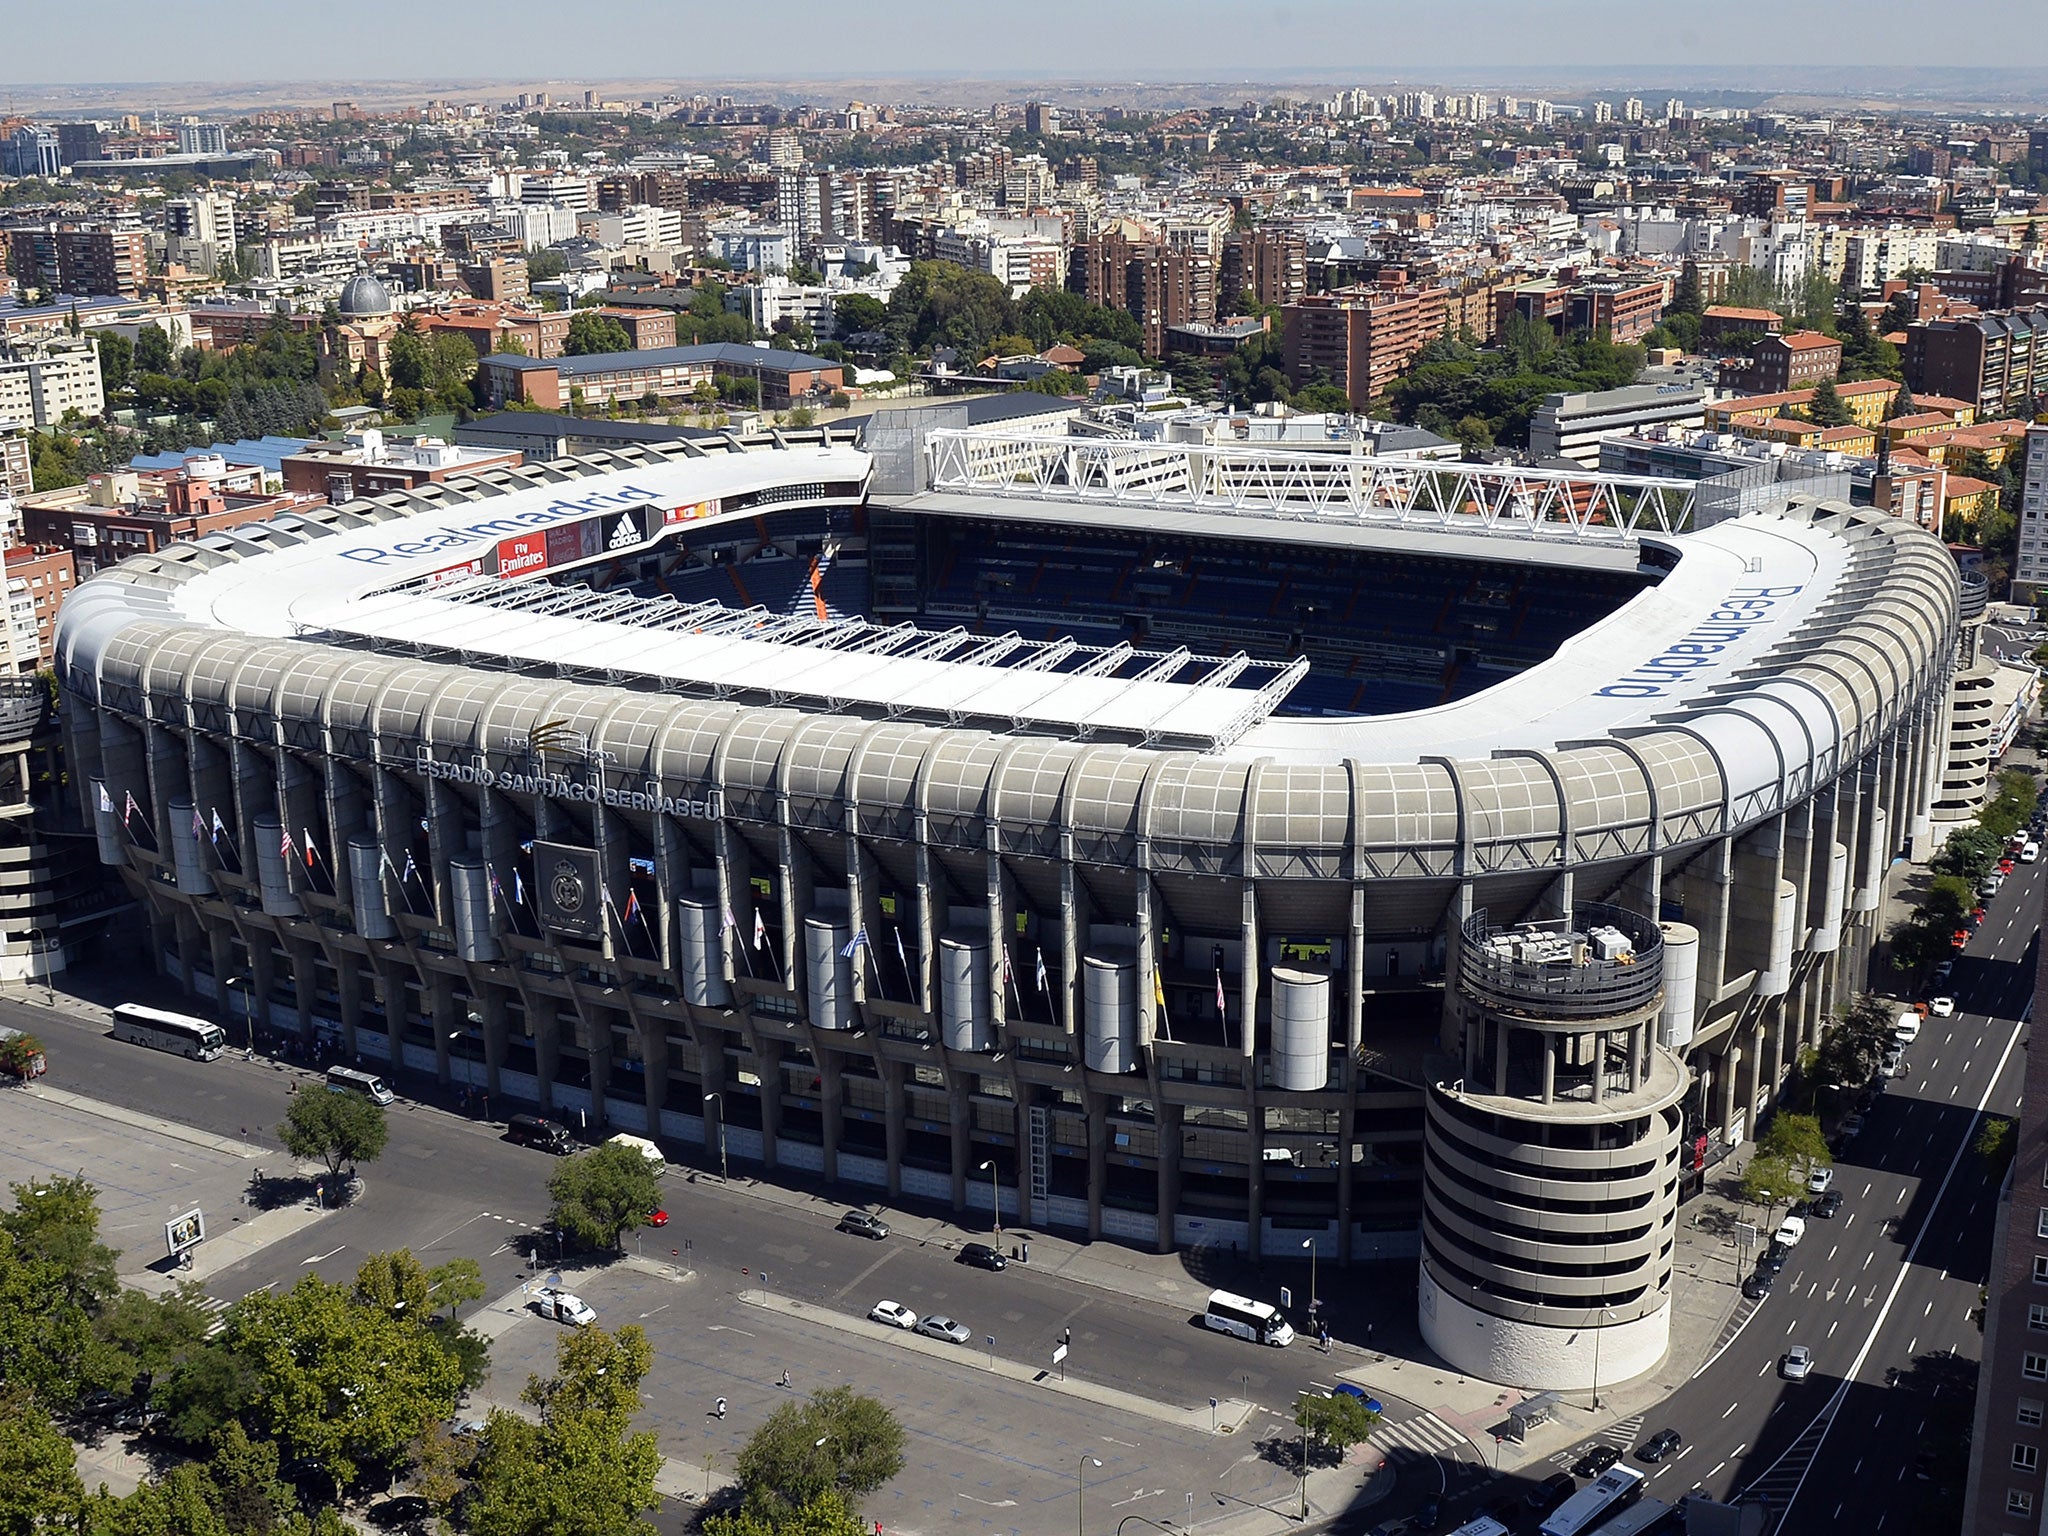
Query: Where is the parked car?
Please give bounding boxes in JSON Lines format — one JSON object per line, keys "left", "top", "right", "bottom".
{"left": 1331, "top": 1383, "right": 1386, "bottom": 1412}
{"left": 958, "top": 1242, "right": 1007, "bottom": 1271}
{"left": 1523, "top": 1472, "right": 1575, "bottom": 1514}
{"left": 1774, "top": 1215, "right": 1807, "bottom": 1248}
{"left": 2024, "top": 841, "right": 2040, "bottom": 863}
{"left": 1930, "top": 996, "right": 1956, "bottom": 1018}
{"left": 1753, "top": 1246, "right": 1786, "bottom": 1281}
{"left": 1812, "top": 1190, "right": 1843, "bottom": 1219}
{"left": 505, "top": 1114, "right": 574, "bottom": 1154}
{"left": 1741, "top": 1271, "right": 1774, "bottom": 1300}
{"left": 837, "top": 1210, "right": 889, "bottom": 1240}
{"left": 1638, "top": 1428, "right": 1683, "bottom": 1463}
{"left": 914, "top": 1314, "right": 972, "bottom": 1344}
{"left": 1880, "top": 1047, "right": 1904, "bottom": 1078}
{"left": 1572, "top": 1444, "right": 1623, "bottom": 1479}
{"left": 646, "top": 1208, "right": 669, "bottom": 1228}
{"left": 534, "top": 1288, "right": 595, "bottom": 1327}
{"left": 1807, "top": 1164, "right": 1834, "bottom": 1194}
{"left": 1781, "top": 1345, "right": 1814, "bottom": 1381}
{"left": 1933, "top": 961, "right": 1954, "bottom": 986}
{"left": 868, "top": 1299, "right": 918, "bottom": 1330}
{"left": 1980, "top": 876, "right": 2005, "bottom": 898}
{"left": 1893, "top": 1013, "right": 1921, "bottom": 1044}
{"left": 1838, "top": 1114, "right": 1865, "bottom": 1141}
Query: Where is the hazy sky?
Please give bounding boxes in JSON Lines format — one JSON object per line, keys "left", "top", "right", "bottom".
{"left": 4, "top": 0, "right": 2046, "bottom": 83}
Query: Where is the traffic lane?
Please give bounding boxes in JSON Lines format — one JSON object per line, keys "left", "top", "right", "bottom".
{"left": 482, "top": 1263, "right": 1299, "bottom": 1536}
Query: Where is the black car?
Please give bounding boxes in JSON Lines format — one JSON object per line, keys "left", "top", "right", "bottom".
{"left": 1524, "top": 1472, "right": 1576, "bottom": 1514}
{"left": 1638, "top": 1428, "right": 1683, "bottom": 1463}
{"left": 1753, "top": 1247, "right": 1786, "bottom": 1280}
{"left": 1571, "top": 1444, "right": 1623, "bottom": 1479}
{"left": 1812, "top": 1190, "right": 1843, "bottom": 1218}
{"left": 957, "top": 1241, "right": 1007, "bottom": 1270}
{"left": 836, "top": 1210, "right": 889, "bottom": 1240}
{"left": 1741, "top": 1271, "right": 1774, "bottom": 1300}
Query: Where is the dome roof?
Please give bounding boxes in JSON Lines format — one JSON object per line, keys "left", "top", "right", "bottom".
{"left": 337, "top": 270, "right": 392, "bottom": 319}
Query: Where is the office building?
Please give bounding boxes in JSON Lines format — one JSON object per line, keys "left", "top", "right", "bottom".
{"left": 1529, "top": 384, "right": 1708, "bottom": 465}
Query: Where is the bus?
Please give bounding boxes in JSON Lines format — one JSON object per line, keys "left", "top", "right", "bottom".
{"left": 1588, "top": 1497, "right": 1675, "bottom": 1536}
{"left": 325, "top": 1066, "right": 394, "bottom": 1105}
{"left": 110, "top": 1004, "right": 227, "bottom": 1061}
{"left": 1202, "top": 1289, "right": 1295, "bottom": 1346}
{"left": 1540, "top": 1465, "right": 1646, "bottom": 1536}
{"left": 1446, "top": 1519, "right": 1510, "bottom": 1536}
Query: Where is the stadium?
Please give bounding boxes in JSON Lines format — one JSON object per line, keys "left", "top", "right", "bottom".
{"left": 54, "top": 414, "right": 1959, "bottom": 1392}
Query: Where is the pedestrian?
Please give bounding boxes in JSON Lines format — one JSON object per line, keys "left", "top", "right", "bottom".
{"left": 714, "top": 1396, "right": 727, "bottom": 1419}
{"left": 1318, "top": 1323, "right": 1330, "bottom": 1353}
{"left": 779, "top": 1368, "right": 791, "bottom": 1388}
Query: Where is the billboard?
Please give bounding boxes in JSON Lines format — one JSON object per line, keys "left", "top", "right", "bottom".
{"left": 165, "top": 1207, "right": 205, "bottom": 1257}
{"left": 532, "top": 840, "right": 603, "bottom": 942}
{"left": 494, "top": 532, "right": 549, "bottom": 580}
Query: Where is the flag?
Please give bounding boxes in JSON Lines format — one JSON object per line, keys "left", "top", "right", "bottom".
{"left": 191, "top": 806, "right": 206, "bottom": 838}
{"left": 893, "top": 925, "right": 909, "bottom": 981}
{"left": 1153, "top": 967, "right": 1166, "bottom": 1009}
{"left": 753, "top": 906, "right": 767, "bottom": 951}
{"left": 303, "top": 829, "right": 318, "bottom": 869}
{"left": 623, "top": 889, "right": 643, "bottom": 927}
{"left": 97, "top": 783, "right": 113, "bottom": 814}
{"left": 514, "top": 870, "right": 527, "bottom": 909}
{"left": 1216, "top": 968, "right": 1227, "bottom": 1020}
{"left": 379, "top": 848, "right": 397, "bottom": 880}
{"left": 1035, "top": 947, "right": 1049, "bottom": 996}
{"left": 210, "top": 808, "right": 228, "bottom": 844}
{"left": 489, "top": 867, "right": 507, "bottom": 914}
{"left": 281, "top": 826, "right": 296, "bottom": 859}
{"left": 123, "top": 790, "right": 141, "bottom": 827}
{"left": 840, "top": 926, "right": 869, "bottom": 960}
{"left": 401, "top": 851, "right": 419, "bottom": 885}
{"left": 721, "top": 903, "right": 737, "bottom": 932}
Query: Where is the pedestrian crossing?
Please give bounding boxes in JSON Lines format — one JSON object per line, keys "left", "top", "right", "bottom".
{"left": 193, "top": 1293, "right": 231, "bottom": 1337}
{"left": 1594, "top": 1412, "right": 1645, "bottom": 1451}
{"left": 1370, "top": 1410, "right": 1470, "bottom": 1464}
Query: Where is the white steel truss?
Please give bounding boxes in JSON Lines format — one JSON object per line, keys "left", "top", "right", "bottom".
{"left": 923, "top": 428, "right": 1700, "bottom": 541}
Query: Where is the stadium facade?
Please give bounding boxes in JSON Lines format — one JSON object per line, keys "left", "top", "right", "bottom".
{"left": 54, "top": 422, "right": 1959, "bottom": 1392}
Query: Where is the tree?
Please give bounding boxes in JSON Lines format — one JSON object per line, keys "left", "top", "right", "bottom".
{"left": 546, "top": 1142, "right": 662, "bottom": 1253}
{"left": 494, "top": 331, "right": 529, "bottom": 355}
{"left": 427, "top": 1257, "right": 486, "bottom": 1321}
{"left": 0, "top": 1031, "right": 45, "bottom": 1081}
{"left": 468, "top": 1325, "right": 662, "bottom": 1536}
{"left": 1978, "top": 1116, "right": 2018, "bottom": 1182}
{"left": 276, "top": 1089, "right": 388, "bottom": 1182}
{"left": 1805, "top": 379, "right": 1851, "bottom": 428}
{"left": 1757, "top": 1112, "right": 1831, "bottom": 1180}
{"left": 2, "top": 1175, "right": 119, "bottom": 1313}
{"left": 734, "top": 1385, "right": 906, "bottom": 1521}
{"left": 1740, "top": 1151, "right": 1801, "bottom": 1212}
{"left": 526, "top": 247, "right": 568, "bottom": 283}
{"left": 0, "top": 1398, "right": 84, "bottom": 1533}
{"left": 388, "top": 327, "right": 432, "bottom": 392}
{"left": 704, "top": 1492, "right": 869, "bottom": 1536}
{"left": 94, "top": 1283, "right": 214, "bottom": 1403}
{"left": 96, "top": 331, "right": 134, "bottom": 393}
{"left": 352, "top": 1249, "right": 431, "bottom": 1321}
{"left": 564, "top": 312, "right": 632, "bottom": 357}
{"left": 832, "top": 293, "right": 888, "bottom": 337}
{"left": 132, "top": 324, "right": 175, "bottom": 377}
{"left": 1292, "top": 1390, "right": 1381, "bottom": 1462}
{"left": 1815, "top": 993, "right": 1906, "bottom": 1094}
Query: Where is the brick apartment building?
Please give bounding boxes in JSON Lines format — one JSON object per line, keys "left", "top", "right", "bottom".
{"left": 1700, "top": 305, "right": 1784, "bottom": 344}
{"left": 477, "top": 343, "right": 843, "bottom": 412}
{"left": 1747, "top": 330, "right": 1845, "bottom": 395}
{"left": 4, "top": 544, "right": 75, "bottom": 671}
{"left": 1220, "top": 228, "right": 1308, "bottom": 312}
{"left": 1961, "top": 921, "right": 2048, "bottom": 1534}
{"left": 1907, "top": 307, "right": 2048, "bottom": 421}
{"left": 278, "top": 430, "right": 522, "bottom": 504}
{"left": 4, "top": 226, "right": 149, "bottom": 298}
{"left": 597, "top": 306, "right": 678, "bottom": 350}
{"left": 460, "top": 257, "right": 530, "bottom": 305}
{"left": 1281, "top": 286, "right": 1444, "bottom": 406}
{"left": 1071, "top": 234, "right": 1217, "bottom": 358}
{"left": 1498, "top": 275, "right": 1668, "bottom": 344}
{"left": 420, "top": 308, "right": 572, "bottom": 361}
{"left": 0, "top": 427, "right": 31, "bottom": 499}
{"left": 16, "top": 455, "right": 314, "bottom": 577}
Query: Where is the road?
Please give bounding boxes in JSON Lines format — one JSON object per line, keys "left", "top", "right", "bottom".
{"left": 1515, "top": 848, "right": 2038, "bottom": 1534}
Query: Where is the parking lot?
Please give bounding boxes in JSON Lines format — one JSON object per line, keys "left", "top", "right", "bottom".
{"left": 475, "top": 1259, "right": 1306, "bottom": 1536}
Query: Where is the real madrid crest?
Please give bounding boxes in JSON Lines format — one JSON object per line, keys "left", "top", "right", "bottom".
{"left": 549, "top": 857, "right": 586, "bottom": 916}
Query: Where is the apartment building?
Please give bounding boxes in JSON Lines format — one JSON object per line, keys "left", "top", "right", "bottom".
{"left": 1907, "top": 309, "right": 2048, "bottom": 421}
{"left": 1073, "top": 234, "right": 1217, "bottom": 358}
{"left": 5, "top": 225, "right": 149, "bottom": 298}
{"left": 1280, "top": 287, "right": 1443, "bottom": 407}
{"left": 1707, "top": 378, "right": 1900, "bottom": 431}
{"left": 1220, "top": 228, "right": 1309, "bottom": 312}
{"left": 16, "top": 455, "right": 307, "bottom": 576}
{"left": 1962, "top": 920, "right": 2048, "bottom": 1533}
{"left": 2013, "top": 425, "right": 2048, "bottom": 602}
{"left": 1747, "top": 331, "right": 1844, "bottom": 394}
{"left": 0, "top": 427, "right": 30, "bottom": 499}
{"left": 477, "top": 342, "right": 843, "bottom": 412}
{"left": 0, "top": 341, "right": 105, "bottom": 428}
{"left": 1529, "top": 383, "right": 1707, "bottom": 465}
{"left": 1497, "top": 274, "right": 1667, "bottom": 343}
{"left": 3, "top": 545, "right": 75, "bottom": 671}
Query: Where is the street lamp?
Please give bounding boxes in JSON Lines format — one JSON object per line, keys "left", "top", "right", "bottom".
{"left": 1117, "top": 1518, "right": 1178, "bottom": 1536}
{"left": 704, "top": 1091, "right": 728, "bottom": 1181}
{"left": 979, "top": 1157, "right": 1001, "bottom": 1239}
{"left": 1301, "top": 1236, "right": 1317, "bottom": 1321}
{"left": 1591, "top": 1306, "right": 1612, "bottom": 1410}
{"left": 225, "top": 971, "right": 255, "bottom": 1050}
{"left": 1076, "top": 1455, "right": 1102, "bottom": 1536}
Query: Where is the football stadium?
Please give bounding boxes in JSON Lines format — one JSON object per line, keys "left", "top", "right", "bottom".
{"left": 54, "top": 416, "right": 1959, "bottom": 1390}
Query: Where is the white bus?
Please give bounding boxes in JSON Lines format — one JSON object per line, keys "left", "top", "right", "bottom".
{"left": 1445, "top": 1519, "right": 1510, "bottom": 1536}
{"left": 1540, "top": 1464, "right": 1646, "bottom": 1536}
{"left": 110, "top": 1004, "right": 227, "bottom": 1061}
{"left": 1588, "top": 1497, "right": 1674, "bottom": 1536}
{"left": 1203, "top": 1288, "right": 1295, "bottom": 1346}
{"left": 325, "top": 1065, "right": 394, "bottom": 1105}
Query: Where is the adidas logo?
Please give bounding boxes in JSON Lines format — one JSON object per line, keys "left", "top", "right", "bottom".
{"left": 608, "top": 514, "right": 637, "bottom": 550}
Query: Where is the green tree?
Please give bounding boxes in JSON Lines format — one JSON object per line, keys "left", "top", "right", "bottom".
{"left": 387, "top": 325, "right": 432, "bottom": 392}
{"left": 1805, "top": 379, "right": 1851, "bottom": 428}
{"left": 0, "top": 1031, "right": 45, "bottom": 1081}
{"left": 1978, "top": 1116, "right": 2018, "bottom": 1182}
{"left": 704, "top": 1492, "right": 869, "bottom": 1536}
{"left": 526, "top": 247, "right": 568, "bottom": 282}
{"left": 546, "top": 1142, "right": 662, "bottom": 1253}
{"left": 564, "top": 312, "right": 632, "bottom": 357}
{"left": 205, "top": 1419, "right": 301, "bottom": 1536}
{"left": 94, "top": 1282, "right": 215, "bottom": 1403}
{"left": 734, "top": 1385, "right": 907, "bottom": 1521}
{"left": 131, "top": 323, "right": 175, "bottom": 377}
{"left": 153, "top": 1342, "right": 261, "bottom": 1448}
{"left": 96, "top": 331, "right": 134, "bottom": 393}
{"left": 1757, "top": 1112, "right": 1831, "bottom": 1179}
{"left": 468, "top": 1325, "right": 662, "bottom": 1536}
{"left": 494, "top": 331, "right": 529, "bottom": 355}
{"left": 276, "top": 1089, "right": 389, "bottom": 1182}
{"left": 0, "top": 1397, "right": 85, "bottom": 1533}
{"left": 352, "top": 1249, "right": 431, "bottom": 1321}
{"left": 1740, "top": 1151, "right": 1801, "bottom": 1213}
{"left": 427, "top": 1257, "right": 486, "bottom": 1321}
{"left": 832, "top": 293, "right": 888, "bottom": 336}
{"left": 1292, "top": 1390, "right": 1381, "bottom": 1462}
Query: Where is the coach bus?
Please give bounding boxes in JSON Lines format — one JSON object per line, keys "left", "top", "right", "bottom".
{"left": 1444, "top": 1518, "right": 1509, "bottom": 1536}
{"left": 1586, "top": 1496, "right": 1676, "bottom": 1536}
{"left": 1202, "top": 1288, "right": 1295, "bottom": 1346}
{"left": 110, "top": 1004, "right": 227, "bottom": 1061}
{"left": 1539, "top": 1464, "right": 1647, "bottom": 1536}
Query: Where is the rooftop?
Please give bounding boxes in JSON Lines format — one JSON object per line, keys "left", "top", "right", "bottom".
{"left": 483, "top": 342, "right": 841, "bottom": 377}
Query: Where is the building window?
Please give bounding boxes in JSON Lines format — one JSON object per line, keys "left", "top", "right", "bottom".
{"left": 2035, "top": 1255, "right": 2048, "bottom": 1283}
{"left": 2017, "top": 1444, "right": 2041, "bottom": 1473}
{"left": 2013, "top": 1491, "right": 2037, "bottom": 1517}
{"left": 2032, "top": 1305, "right": 2048, "bottom": 1333}
{"left": 2024, "top": 1353, "right": 2048, "bottom": 1381}
{"left": 2037, "top": 1208, "right": 2048, "bottom": 1238}
{"left": 2022, "top": 1400, "right": 2045, "bottom": 1428}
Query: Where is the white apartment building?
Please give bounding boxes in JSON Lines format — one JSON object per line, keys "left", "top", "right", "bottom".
{"left": 0, "top": 341, "right": 105, "bottom": 429}
{"left": 580, "top": 204, "right": 684, "bottom": 251}
{"left": 1840, "top": 225, "right": 1943, "bottom": 294}
{"left": 2015, "top": 424, "right": 2048, "bottom": 602}
{"left": 163, "top": 190, "right": 238, "bottom": 275}
{"left": 251, "top": 236, "right": 362, "bottom": 285}
{"left": 520, "top": 175, "right": 592, "bottom": 211}
{"left": 497, "top": 202, "right": 581, "bottom": 248}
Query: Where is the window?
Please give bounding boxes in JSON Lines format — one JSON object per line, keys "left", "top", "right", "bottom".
{"left": 2021, "top": 1400, "right": 2044, "bottom": 1428}
{"left": 2023, "top": 1353, "right": 2048, "bottom": 1381}
{"left": 2013, "top": 1491, "right": 2037, "bottom": 1517}
{"left": 2036, "top": 1207, "right": 2048, "bottom": 1238}
{"left": 2034, "top": 1255, "right": 2048, "bottom": 1283}
{"left": 2031, "top": 1305, "right": 2048, "bottom": 1333}
{"left": 2017, "top": 1444, "right": 2041, "bottom": 1473}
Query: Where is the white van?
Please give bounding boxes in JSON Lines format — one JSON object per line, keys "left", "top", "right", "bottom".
{"left": 1894, "top": 1011, "right": 1921, "bottom": 1044}
{"left": 325, "top": 1065, "right": 394, "bottom": 1105}
{"left": 606, "top": 1132, "right": 665, "bottom": 1171}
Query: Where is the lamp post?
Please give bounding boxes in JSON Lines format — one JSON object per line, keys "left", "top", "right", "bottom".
{"left": 704, "top": 1091, "right": 728, "bottom": 1181}
{"left": 1300, "top": 1236, "right": 1317, "bottom": 1320}
{"left": 1591, "top": 1306, "right": 1611, "bottom": 1410}
{"left": 979, "top": 1157, "right": 1002, "bottom": 1239}
{"left": 225, "top": 970, "right": 255, "bottom": 1050}
{"left": 1116, "top": 1518, "right": 1178, "bottom": 1536}
{"left": 1077, "top": 1454, "right": 1101, "bottom": 1536}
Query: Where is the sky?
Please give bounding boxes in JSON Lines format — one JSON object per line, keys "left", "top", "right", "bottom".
{"left": 3, "top": 0, "right": 2046, "bottom": 84}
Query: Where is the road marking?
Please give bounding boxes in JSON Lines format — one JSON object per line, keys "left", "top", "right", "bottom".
{"left": 1758, "top": 1361, "right": 1771, "bottom": 1377}
{"left": 1725, "top": 1401, "right": 1739, "bottom": 1418}
{"left": 303, "top": 1245, "right": 347, "bottom": 1264}
{"left": 1828, "top": 1320, "right": 1839, "bottom": 1338}
{"left": 1908, "top": 1336, "right": 1917, "bottom": 1354}
{"left": 959, "top": 1496, "right": 1017, "bottom": 1507}
{"left": 706, "top": 1324, "right": 756, "bottom": 1337}
{"left": 1110, "top": 1489, "right": 1167, "bottom": 1508}
{"left": 1925, "top": 1301, "right": 1933, "bottom": 1317}
{"left": 1709, "top": 1461, "right": 1726, "bottom": 1480}
{"left": 1828, "top": 1245, "right": 1838, "bottom": 1263}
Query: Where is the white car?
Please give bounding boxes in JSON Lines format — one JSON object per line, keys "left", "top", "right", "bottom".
{"left": 534, "top": 1288, "right": 595, "bottom": 1327}
{"left": 1880, "top": 1048, "right": 1903, "bottom": 1078}
{"left": 1893, "top": 1013, "right": 1921, "bottom": 1044}
{"left": 1774, "top": 1215, "right": 1807, "bottom": 1248}
{"left": 2025, "top": 843, "right": 2041, "bottom": 864}
{"left": 1929, "top": 997, "right": 1955, "bottom": 1018}
{"left": 868, "top": 1299, "right": 918, "bottom": 1330}
{"left": 1781, "top": 1345, "right": 1814, "bottom": 1381}
{"left": 1807, "top": 1165, "right": 1833, "bottom": 1195}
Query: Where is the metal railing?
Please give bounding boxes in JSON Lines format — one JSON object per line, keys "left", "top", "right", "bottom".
{"left": 923, "top": 428, "right": 1699, "bottom": 543}
{"left": 1460, "top": 900, "right": 1664, "bottom": 1020}
{"left": 0, "top": 680, "right": 53, "bottom": 746}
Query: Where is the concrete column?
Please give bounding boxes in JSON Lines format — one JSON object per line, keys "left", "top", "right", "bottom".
{"left": 948, "top": 1074, "right": 971, "bottom": 1214}
{"left": 819, "top": 1055, "right": 844, "bottom": 1184}
{"left": 1680, "top": 837, "right": 1733, "bottom": 1002}
{"left": 1541, "top": 1033, "right": 1556, "bottom": 1104}
{"left": 532, "top": 1006, "right": 562, "bottom": 1116}
{"left": 756, "top": 1038, "right": 782, "bottom": 1172}
{"left": 880, "top": 1057, "right": 905, "bottom": 1201}
{"left": 639, "top": 1017, "right": 669, "bottom": 1130}
{"left": 482, "top": 988, "right": 509, "bottom": 1102}
{"left": 1716, "top": 1046, "right": 1742, "bottom": 1145}
{"left": 1334, "top": 1103, "right": 1355, "bottom": 1268}
{"left": 1156, "top": 1100, "right": 1184, "bottom": 1257}
{"left": 1086, "top": 1091, "right": 1108, "bottom": 1244}
{"left": 1245, "top": 1099, "right": 1265, "bottom": 1261}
